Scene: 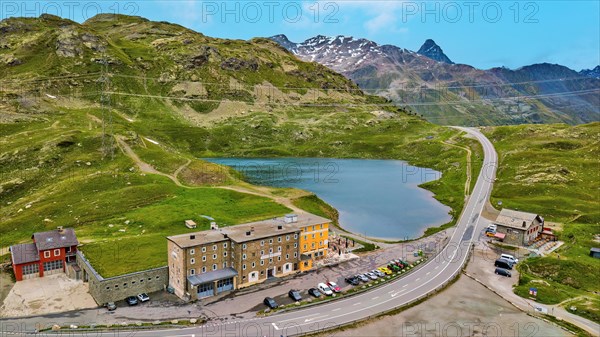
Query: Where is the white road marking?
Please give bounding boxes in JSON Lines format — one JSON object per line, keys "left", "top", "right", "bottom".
{"left": 272, "top": 323, "right": 280, "bottom": 330}
{"left": 372, "top": 296, "right": 379, "bottom": 300}
{"left": 353, "top": 302, "right": 361, "bottom": 306}
{"left": 332, "top": 308, "right": 341, "bottom": 312}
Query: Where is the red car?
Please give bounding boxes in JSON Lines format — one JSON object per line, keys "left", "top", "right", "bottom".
{"left": 327, "top": 281, "right": 341, "bottom": 293}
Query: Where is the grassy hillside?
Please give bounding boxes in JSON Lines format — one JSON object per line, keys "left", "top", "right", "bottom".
{"left": 0, "top": 14, "right": 482, "bottom": 276}
{"left": 484, "top": 123, "right": 600, "bottom": 322}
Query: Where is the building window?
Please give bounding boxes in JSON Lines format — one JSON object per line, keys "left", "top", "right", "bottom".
{"left": 190, "top": 269, "right": 195, "bottom": 275}
{"left": 303, "top": 244, "right": 307, "bottom": 250}
{"left": 223, "top": 242, "right": 228, "bottom": 249}
{"left": 243, "top": 253, "right": 247, "bottom": 260}
{"left": 320, "top": 224, "right": 323, "bottom": 229}
{"left": 312, "top": 243, "right": 315, "bottom": 248}
{"left": 260, "top": 250, "right": 264, "bottom": 255}
{"left": 213, "top": 254, "right": 217, "bottom": 260}
{"left": 223, "top": 251, "right": 227, "bottom": 257}
{"left": 260, "top": 260, "right": 264, "bottom": 266}
{"left": 54, "top": 249, "right": 60, "bottom": 256}
{"left": 286, "top": 254, "right": 289, "bottom": 259}
{"left": 202, "top": 267, "right": 206, "bottom": 273}
{"left": 252, "top": 262, "right": 255, "bottom": 268}
{"left": 213, "top": 245, "right": 217, "bottom": 251}
{"left": 278, "top": 247, "right": 281, "bottom": 252}
{"left": 66, "top": 246, "right": 72, "bottom": 253}
{"left": 44, "top": 251, "right": 50, "bottom": 258}
{"left": 243, "top": 243, "right": 247, "bottom": 249}
{"left": 294, "top": 243, "right": 298, "bottom": 248}
{"left": 261, "top": 240, "right": 265, "bottom": 246}
{"left": 312, "top": 234, "right": 315, "bottom": 239}
{"left": 294, "top": 234, "right": 298, "bottom": 239}
{"left": 190, "top": 258, "right": 195, "bottom": 264}
{"left": 202, "top": 247, "right": 206, "bottom": 253}
{"left": 294, "top": 252, "right": 298, "bottom": 258}
{"left": 190, "top": 249, "right": 195, "bottom": 255}
{"left": 243, "top": 264, "right": 246, "bottom": 270}
{"left": 312, "top": 226, "right": 315, "bottom": 231}
{"left": 202, "top": 256, "right": 206, "bottom": 262}
{"left": 286, "top": 235, "right": 290, "bottom": 241}
{"left": 212, "top": 264, "right": 217, "bottom": 271}
{"left": 304, "top": 235, "right": 307, "bottom": 240}
{"left": 278, "top": 237, "right": 282, "bottom": 242}
{"left": 269, "top": 239, "right": 273, "bottom": 244}
{"left": 223, "top": 262, "right": 227, "bottom": 268}
{"left": 269, "top": 258, "right": 273, "bottom": 263}
{"left": 277, "top": 256, "right": 281, "bottom": 261}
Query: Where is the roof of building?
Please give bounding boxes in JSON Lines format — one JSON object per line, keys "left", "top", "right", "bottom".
{"left": 33, "top": 228, "right": 79, "bottom": 251}
{"left": 223, "top": 221, "right": 300, "bottom": 243}
{"left": 168, "top": 230, "right": 229, "bottom": 249}
{"left": 10, "top": 243, "right": 40, "bottom": 265}
{"left": 495, "top": 209, "right": 542, "bottom": 230}
{"left": 187, "top": 267, "right": 238, "bottom": 286}
{"left": 168, "top": 213, "right": 331, "bottom": 247}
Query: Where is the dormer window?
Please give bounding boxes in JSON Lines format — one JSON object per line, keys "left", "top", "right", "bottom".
{"left": 44, "top": 251, "right": 50, "bottom": 258}
{"left": 54, "top": 249, "right": 60, "bottom": 256}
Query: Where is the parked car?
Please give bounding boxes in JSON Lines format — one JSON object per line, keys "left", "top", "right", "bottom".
{"left": 308, "top": 288, "right": 322, "bottom": 298}
{"left": 263, "top": 297, "right": 278, "bottom": 309}
{"left": 318, "top": 282, "right": 333, "bottom": 296}
{"left": 485, "top": 231, "right": 496, "bottom": 237}
{"left": 494, "top": 267, "right": 512, "bottom": 277}
{"left": 488, "top": 224, "right": 497, "bottom": 231}
{"left": 327, "top": 281, "right": 341, "bottom": 293}
{"left": 377, "top": 267, "right": 392, "bottom": 275}
{"left": 357, "top": 274, "right": 369, "bottom": 282}
{"left": 494, "top": 258, "right": 514, "bottom": 270}
{"left": 373, "top": 269, "right": 385, "bottom": 278}
{"left": 345, "top": 276, "right": 360, "bottom": 286}
{"left": 125, "top": 296, "right": 138, "bottom": 306}
{"left": 105, "top": 302, "right": 117, "bottom": 311}
{"left": 500, "top": 253, "right": 518, "bottom": 264}
{"left": 394, "top": 259, "right": 407, "bottom": 268}
{"left": 366, "top": 272, "right": 378, "bottom": 280}
{"left": 288, "top": 289, "right": 302, "bottom": 302}
{"left": 387, "top": 263, "right": 400, "bottom": 272}
{"left": 137, "top": 293, "right": 150, "bottom": 303}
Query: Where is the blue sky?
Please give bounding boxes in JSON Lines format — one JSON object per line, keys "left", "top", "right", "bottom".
{"left": 2, "top": 1, "right": 598, "bottom": 70}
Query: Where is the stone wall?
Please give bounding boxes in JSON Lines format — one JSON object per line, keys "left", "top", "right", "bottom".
{"left": 76, "top": 251, "right": 168, "bottom": 305}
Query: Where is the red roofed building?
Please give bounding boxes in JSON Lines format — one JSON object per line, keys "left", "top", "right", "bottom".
{"left": 10, "top": 227, "right": 79, "bottom": 281}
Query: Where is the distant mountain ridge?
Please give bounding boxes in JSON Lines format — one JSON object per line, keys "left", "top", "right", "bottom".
{"left": 269, "top": 34, "right": 599, "bottom": 126}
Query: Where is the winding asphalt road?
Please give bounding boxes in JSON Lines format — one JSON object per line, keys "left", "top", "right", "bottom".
{"left": 22, "top": 127, "right": 498, "bottom": 337}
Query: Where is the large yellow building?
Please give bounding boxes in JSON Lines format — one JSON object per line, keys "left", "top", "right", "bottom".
{"left": 290, "top": 214, "right": 330, "bottom": 271}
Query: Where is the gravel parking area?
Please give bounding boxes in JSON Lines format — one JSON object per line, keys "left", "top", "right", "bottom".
{"left": 0, "top": 273, "right": 97, "bottom": 318}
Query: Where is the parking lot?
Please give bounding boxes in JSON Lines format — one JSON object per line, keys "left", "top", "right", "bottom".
{"left": 0, "top": 273, "right": 97, "bottom": 318}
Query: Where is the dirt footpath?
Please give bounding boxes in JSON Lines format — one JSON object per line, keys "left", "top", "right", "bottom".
{"left": 0, "top": 272, "right": 14, "bottom": 305}
{"left": 313, "top": 276, "right": 570, "bottom": 337}
{"left": 0, "top": 273, "right": 97, "bottom": 317}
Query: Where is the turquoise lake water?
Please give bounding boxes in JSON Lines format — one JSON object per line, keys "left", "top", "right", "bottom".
{"left": 206, "top": 158, "right": 452, "bottom": 240}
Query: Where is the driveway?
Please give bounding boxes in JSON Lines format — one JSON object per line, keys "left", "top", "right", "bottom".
{"left": 0, "top": 273, "right": 97, "bottom": 317}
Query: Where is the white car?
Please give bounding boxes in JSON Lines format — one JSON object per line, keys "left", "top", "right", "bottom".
{"left": 372, "top": 269, "right": 385, "bottom": 277}
{"left": 137, "top": 293, "right": 150, "bottom": 302}
{"left": 366, "top": 272, "right": 378, "bottom": 280}
{"left": 500, "top": 253, "right": 518, "bottom": 264}
{"left": 317, "top": 282, "right": 333, "bottom": 296}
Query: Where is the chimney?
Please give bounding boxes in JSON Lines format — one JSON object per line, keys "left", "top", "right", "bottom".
{"left": 277, "top": 225, "right": 283, "bottom": 230}
{"left": 246, "top": 231, "right": 251, "bottom": 236}
{"left": 522, "top": 221, "right": 526, "bottom": 228}
{"left": 284, "top": 214, "right": 298, "bottom": 223}
{"left": 190, "top": 235, "right": 196, "bottom": 240}
{"left": 251, "top": 226, "right": 255, "bottom": 232}
{"left": 223, "top": 233, "right": 228, "bottom": 239}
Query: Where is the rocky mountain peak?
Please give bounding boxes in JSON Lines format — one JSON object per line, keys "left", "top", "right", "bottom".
{"left": 417, "top": 39, "right": 453, "bottom": 64}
